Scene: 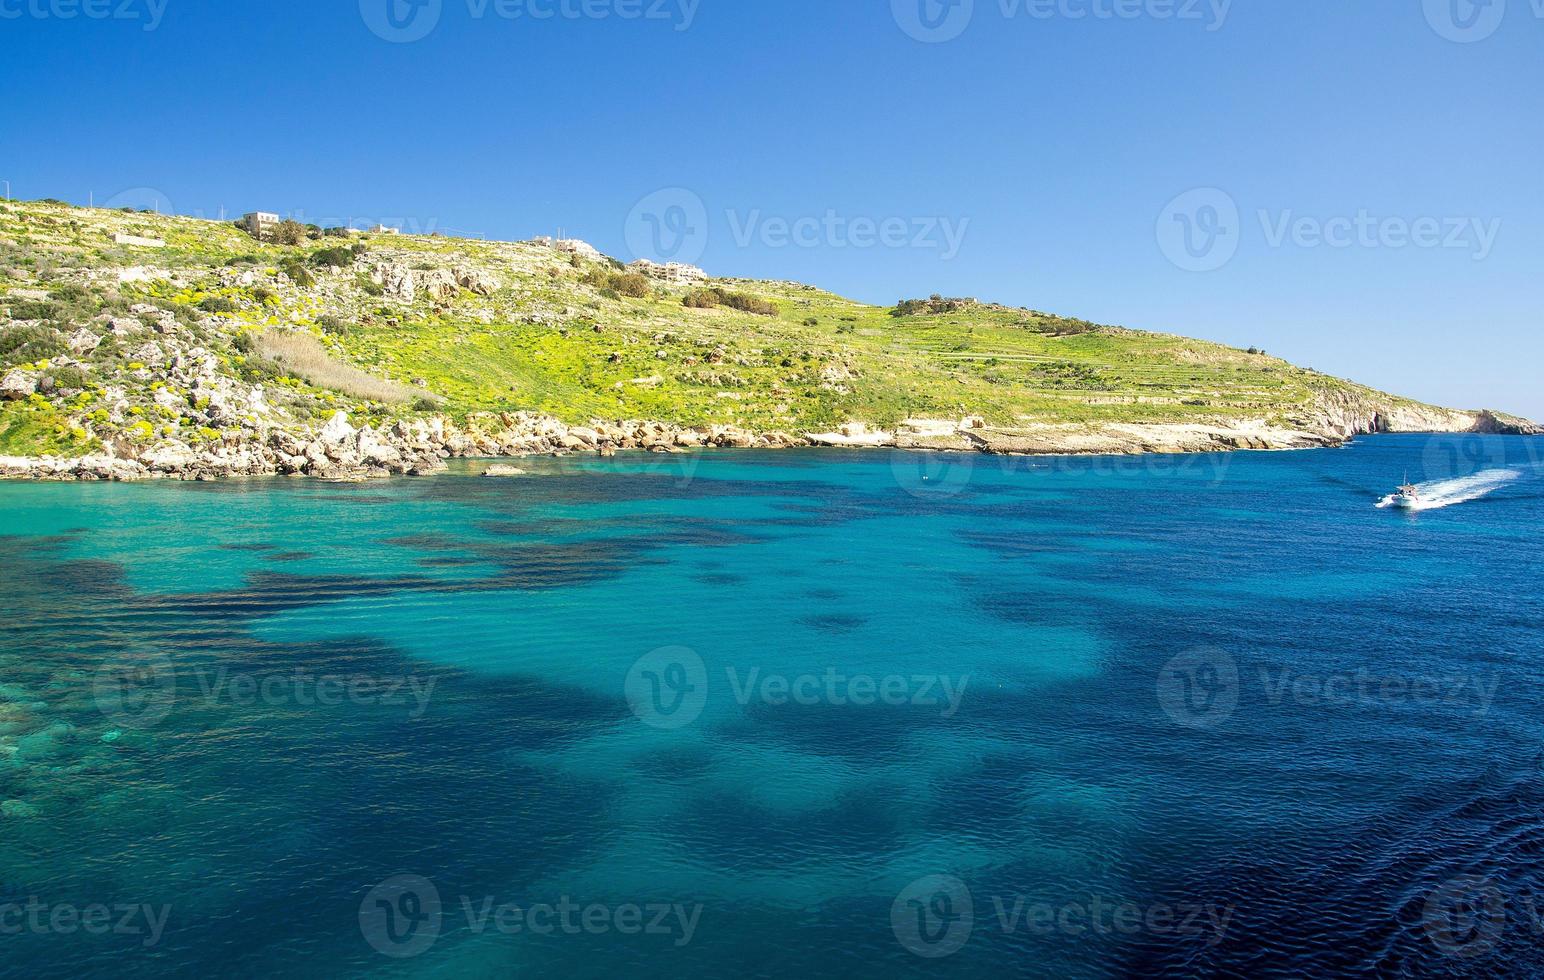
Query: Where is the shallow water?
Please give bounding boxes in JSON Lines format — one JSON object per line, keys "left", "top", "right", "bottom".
{"left": 2, "top": 434, "right": 1542, "bottom": 977}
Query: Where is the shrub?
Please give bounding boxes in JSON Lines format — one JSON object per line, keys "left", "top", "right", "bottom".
{"left": 583, "top": 269, "right": 651, "bottom": 298}
{"left": 45, "top": 365, "right": 89, "bottom": 391}
{"left": 683, "top": 289, "right": 718, "bottom": 309}
{"left": 316, "top": 315, "right": 350, "bottom": 336}
{"left": 716, "top": 289, "right": 778, "bottom": 316}
{"left": 612, "top": 273, "right": 650, "bottom": 298}
{"left": 323, "top": 227, "right": 351, "bottom": 238}
{"left": 599, "top": 288, "right": 621, "bottom": 301}
{"left": 892, "top": 295, "right": 973, "bottom": 317}
{"left": 280, "top": 259, "right": 315, "bottom": 287}
{"left": 272, "top": 219, "right": 308, "bottom": 246}
{"left": 803, "top": 317, "right": 819, "bottom": 326}
{"left": 200, "top": 296, "right": 239, "bottom": 314}
{"left": 232, "top": 331, "right": 256, "bottom": 354}
{"left": 5, "top": 299, "right": 57, "bottom": 321}
{"left": 310, "top": 246, "right": 356, "bottom": 268}
{"left": 0, "top": 324, "right": 68, "bottom": 363}
{"left": 251, "top": 286, "right": 276, "bottom": 305}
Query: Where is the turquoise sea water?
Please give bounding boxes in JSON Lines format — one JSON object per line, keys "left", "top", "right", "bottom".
{"left": 2, "top": 435, "right": 1543, "bottom": 977}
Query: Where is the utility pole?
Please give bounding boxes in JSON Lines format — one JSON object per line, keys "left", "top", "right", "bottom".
{"left": 2, "top": 180, "right": 9, "bottom": 202}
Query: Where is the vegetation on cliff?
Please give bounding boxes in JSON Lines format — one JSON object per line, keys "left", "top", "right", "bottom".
{"left": 0, "top": 198, "right": 1507, "bottom": 467}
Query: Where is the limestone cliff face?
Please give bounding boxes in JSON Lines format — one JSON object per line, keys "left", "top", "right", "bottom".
{"left": 1290, "top": 388, "right": 1541, "bottom": 441}
{"left": 1290, "top": 387, "right": 1477, "bottom": 441}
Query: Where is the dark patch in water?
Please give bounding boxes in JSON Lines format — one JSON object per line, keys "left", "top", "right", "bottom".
{"left": 798, "top": 614, "right": 868, "bottom": 633}
{"left": 693, "top": 573, "right": 745, "bottom": 587}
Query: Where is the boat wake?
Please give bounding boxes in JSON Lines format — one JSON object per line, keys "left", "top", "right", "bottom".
{"left": 1376, "top": 469, "right": 1522, "bottom": 511}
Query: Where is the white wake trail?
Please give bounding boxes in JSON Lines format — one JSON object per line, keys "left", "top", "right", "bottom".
{"left": 1377, "top": 469, "right": 1522, "bottom": 511}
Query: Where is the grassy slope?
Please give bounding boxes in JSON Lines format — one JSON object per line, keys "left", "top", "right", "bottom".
{"left": 0, "top": 198, "right": 1443, "bottom": 455}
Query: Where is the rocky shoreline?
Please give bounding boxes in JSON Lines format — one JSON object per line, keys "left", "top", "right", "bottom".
{"left": 1, "top": 404, "right": 1537, "bottom": 483}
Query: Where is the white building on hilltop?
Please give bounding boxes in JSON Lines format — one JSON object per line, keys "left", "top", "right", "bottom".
{"left": 242, "top": 212, "right": 279, "bottom": 239}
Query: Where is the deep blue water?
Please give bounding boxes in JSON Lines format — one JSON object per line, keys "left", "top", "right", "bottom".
{"left": 2, "top": 434, "right": 1543, "bottom": 978}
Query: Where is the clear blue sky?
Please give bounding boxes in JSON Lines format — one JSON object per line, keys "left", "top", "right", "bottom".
{"left": 2, "top": 0, "right": 1540, "bottom": 416}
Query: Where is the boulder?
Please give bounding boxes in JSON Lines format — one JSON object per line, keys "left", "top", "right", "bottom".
{"left": 67, "top": 328, "right": 101, "bottom": 354}
{"left": 0, "top": 370, "right": 38, "bottom": 400}
{"left": 483, "top": 464, "right": 525, "bottom": 477}
{"left": 417, "top": 269, "right": 458, "bottom": 301}
{"left": 454, "top": 268, "right": 499, "bottom": 296}
{"left": 319, "top": 411, "right": 355, "bottom": 446}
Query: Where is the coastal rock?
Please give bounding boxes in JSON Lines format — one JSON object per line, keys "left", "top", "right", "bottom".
{"left": 319, "top": 411, "right": 355, "bottom": 445}
{"left": 483, "top": 464, "right": 525, "bottom": 477}
{"left": 805, "top": 422, "right": 896, "bottom": 448}
{"left": 0, "top": 370, "right": 38, "bottom": 400}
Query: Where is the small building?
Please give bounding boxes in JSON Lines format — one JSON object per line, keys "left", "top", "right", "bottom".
{"left": 553, "top": 238, "right": 603, "bottom": 261}
{"left": 369, "top": 224, "right": 400, "bottom": 235}
{"left": 242, "top": 212, "right": 279, "bottom": 239}
{"left": 629, "top": 258, "right": 707, "bottom": 285}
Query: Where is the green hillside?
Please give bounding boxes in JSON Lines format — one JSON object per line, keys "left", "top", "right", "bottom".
{"left": 0, "top": 198, "right": 1486, "bottom": 463}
